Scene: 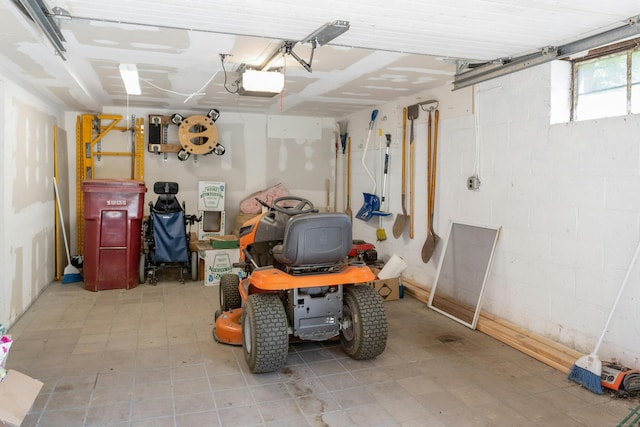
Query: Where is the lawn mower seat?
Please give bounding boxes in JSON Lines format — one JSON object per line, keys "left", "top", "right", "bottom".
{"left": 152, "top": 181, "right": 182, "bottom": 213}
{"left": 272, "top": 212, "right": 351, "bottom": 267}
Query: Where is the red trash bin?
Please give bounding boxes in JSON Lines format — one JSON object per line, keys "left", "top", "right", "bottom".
{"left": 82, "top": 179, "right": 146, "bottom": 291}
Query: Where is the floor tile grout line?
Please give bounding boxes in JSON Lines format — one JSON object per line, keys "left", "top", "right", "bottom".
{"left": 169, "top": 355, "right": 178, "bottom": 427}
{"left": 8, "top": 280, "right": 639, "bottom": 426}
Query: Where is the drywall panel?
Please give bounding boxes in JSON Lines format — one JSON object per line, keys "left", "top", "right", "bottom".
{"left": 2, "top": 74, "right": 60, "bottom": 331}
{"left": 267, "top": 115, "right": 322, "bottom": 140}
{"left": 90, "top": 107, "right": 334, "bottom": 236}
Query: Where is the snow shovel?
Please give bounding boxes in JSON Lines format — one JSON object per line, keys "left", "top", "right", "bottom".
{"left": 356, "top": 110, "right": 379, "bottom": 222}
{"left": 392, "top": 108, "right": 408, "bottom": 238}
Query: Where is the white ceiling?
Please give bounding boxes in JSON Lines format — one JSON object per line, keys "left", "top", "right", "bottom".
{"left": 1, "top": 0, "right": 639, "bottom": 117}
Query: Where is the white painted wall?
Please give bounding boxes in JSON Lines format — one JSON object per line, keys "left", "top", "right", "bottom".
{"left": 346, "top": 62, "right": 640, "bottom": 368}
{"left": 0, "top": 73, "right": 64, "bottom": 331}
{"left": 63, "top": 107, "right": 338, "bottom": 254}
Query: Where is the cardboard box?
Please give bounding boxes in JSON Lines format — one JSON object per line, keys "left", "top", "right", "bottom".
{"left": 198, "top": 181, "right": 225, "bottom": 211}
{"left": 209, "top": 235, "right": 239, "bottom": 249}
{"left": 198, "top": 210, "right": 226, "bottom": 240}
{"left": 198, "top": 181, "right": 226, "bottom": 239}
{"left": 364, "top": 268, "right": 399, "bottom": 301}
{"left": 0, "top": 370, "right": 43, "bottom": 426}
{"left": 199, "top": 246, "right": 240, "bottom": 286}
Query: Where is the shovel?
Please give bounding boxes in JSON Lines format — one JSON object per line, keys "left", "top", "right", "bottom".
{"left": 407, "top": 104, "right": 419, "bottom": 238}
{"left": 355, "top": 109, "right": 379, "bottom": 222}
{"left": 422, "top": 108, "right": 440, "bottom": 263}
{"left": 392, "top": 108, "right": 408, "bottom": 238}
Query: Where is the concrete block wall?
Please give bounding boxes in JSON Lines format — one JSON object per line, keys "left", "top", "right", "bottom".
{"left": 456, "top": 65, "right": 640, "bottom": 366}
{"left": 349, "top": 62, "right": 640, "bottom": 367}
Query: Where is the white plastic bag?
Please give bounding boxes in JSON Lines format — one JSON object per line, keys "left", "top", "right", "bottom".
{"left": 0, "top": 335, "right": 12, "bottom": 382}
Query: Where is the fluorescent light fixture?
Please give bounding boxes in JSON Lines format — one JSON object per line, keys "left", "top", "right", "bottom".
{"left": 238, "top": 69, "right": 284, "bottom": 97}
{"left": 119, "top": 63, "right": 141, "bottom": 95}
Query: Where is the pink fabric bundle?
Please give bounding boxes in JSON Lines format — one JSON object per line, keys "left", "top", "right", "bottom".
{"left": 239, "top": 183, "right": 289, "bottom": 214}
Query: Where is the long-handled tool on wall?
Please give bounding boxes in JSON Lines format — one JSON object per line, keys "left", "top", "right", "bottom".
{"left": 392, "top": 108, "right": 408, "bottom": 239}
{"left": 325, "top": 178, "right": 331, "bottom": 212}
{"left": 407, "top": 104, "right": 419, "bottom": 238}
{"left": 356, "top": 109, "right": 380, "bottom": 221}
{"left": 333, "top": 126, "right": 339, "bottom": 212}
{"left": 345, "top": 136, "right": 352, "bottom": 219}
{"left": 53, "top": 177, "right": 83, "bottom": 284}
{"left": 337, "top": 120, "right": 348, "bottom": 212}
{"left": 422, "top": 101, "right": 439, "bottom": 263}
{"left": 376, "top": 134, "right": 392, "bottom": 241}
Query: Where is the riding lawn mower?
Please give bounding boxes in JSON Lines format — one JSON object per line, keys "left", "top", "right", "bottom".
{"left": 213, "top": 196, "right": 388, "bottom": 373}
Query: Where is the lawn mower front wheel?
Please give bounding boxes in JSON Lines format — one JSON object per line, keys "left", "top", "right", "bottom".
{"left": 220, "top": 274, "right": 241, "bottom": 311}
{"left": 242, "top": 293, "right": 289, "bottom": 373}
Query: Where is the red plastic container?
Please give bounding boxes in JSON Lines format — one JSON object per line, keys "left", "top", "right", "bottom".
{"left": 82, "top": 179, "right": 146, "bottom": 291}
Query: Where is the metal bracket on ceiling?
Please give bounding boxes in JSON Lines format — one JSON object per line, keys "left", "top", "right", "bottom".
{"left": 283, "top": 40, "right": 315, "bottom": 72}
{"left": 539, "top": 46, "right": 559, "bottom": 57}
{"left": 455, "top": 60, "right": 470, "bottom": 74}
{"left": 253, "top": 21, "right": 349, "bottom": 74}
{"left": 453, "top": 14, "right": 640, "bottom": 90}
{"left": 19, "top": 0, "right": 67, "bottom": 60}
{"left": 253, "top": 39, "right": 316, "bottom": 73}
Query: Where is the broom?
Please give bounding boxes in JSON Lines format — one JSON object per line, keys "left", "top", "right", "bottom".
{"left": 376, "top": 134, "right": 391, "bottom": 241}
{"left": 53, "top": 177, "right": 83, "bottom": 284}
{"left": 568, "top": 238, "right": 640, "bottom": 394}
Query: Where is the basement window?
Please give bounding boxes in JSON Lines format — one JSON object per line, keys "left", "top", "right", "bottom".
{"left": 572, "top": 39, "right": 640, "bottom": 121}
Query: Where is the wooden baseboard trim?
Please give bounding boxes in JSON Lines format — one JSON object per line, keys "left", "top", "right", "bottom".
{"left": 401, "top": 278, "right": 580, "bottom": 374}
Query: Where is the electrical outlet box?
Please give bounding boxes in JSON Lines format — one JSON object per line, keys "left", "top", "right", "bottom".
{"left": 467, "top": 176, "right": 481, "bottom": 191}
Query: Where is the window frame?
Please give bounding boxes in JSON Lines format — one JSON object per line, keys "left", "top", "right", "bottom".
{"left": 571, "top": 38, "right": 640, "bottom": 121}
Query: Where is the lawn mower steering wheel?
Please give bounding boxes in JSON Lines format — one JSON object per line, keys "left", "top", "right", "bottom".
{"left": 272, "top": 196, "right": 316, "bottom": 216}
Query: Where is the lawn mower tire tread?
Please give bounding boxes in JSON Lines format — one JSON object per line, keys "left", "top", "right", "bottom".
{"left": 220, "top": 274, "right": 242, "bottom": 311}
{"left": 243, "top": 293, "right": 289, "bottom": 373}
{"left": 340, "top": 285, "right": 387, "bottom": 360}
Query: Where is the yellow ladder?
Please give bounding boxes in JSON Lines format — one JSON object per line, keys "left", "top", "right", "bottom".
{"left": 76, "top": 114, "right": 145, "bottom": 254}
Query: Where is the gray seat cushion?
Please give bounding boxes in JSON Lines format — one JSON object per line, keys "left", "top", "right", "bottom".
{"left": 272, "top": 213, "right": 351, "bottom": 266}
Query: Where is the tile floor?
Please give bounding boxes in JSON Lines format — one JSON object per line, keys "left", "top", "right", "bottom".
{"left": 5, "top": 276, "right": 638, "bottom": 427}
